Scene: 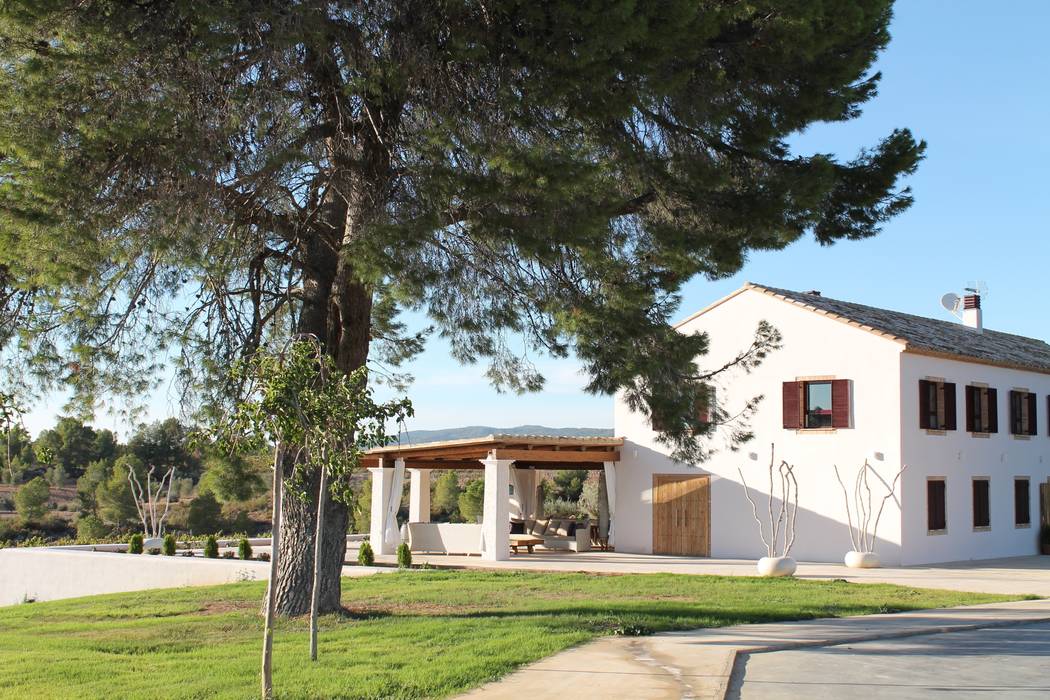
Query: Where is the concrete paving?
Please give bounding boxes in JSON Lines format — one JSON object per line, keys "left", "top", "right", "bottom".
{"left": 732, "top": 620, "right": 1050, "bottom": 699}
{"left": 364, "top": 546, "right": 1050, "bottom": 597}
{"left": 457, "top": 599, "right": 1050, "bottom": 700}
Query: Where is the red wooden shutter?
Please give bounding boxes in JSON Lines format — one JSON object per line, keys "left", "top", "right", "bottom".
{"left": 698, "top": 385, "right": 714, "bottom": 424}
{"left": 1028, "top": 392, "right": 1038, "bottom": 435}
{"left": 943, "top": 382, "right": 957, "bottom": 431}
{"left": 964, "top": 386, "right": 975, "bottom": 432}
{"left": 782, "top": 381, "right": 802, "bottom": 429}
{"left": 987, "top": 388, "right": 998, "bottom": 433}
{"left": 918, "top": 380, "right": 931, "bottom": 429}
{"left": 831, "top": 379, "right": 851, "bottom": 428}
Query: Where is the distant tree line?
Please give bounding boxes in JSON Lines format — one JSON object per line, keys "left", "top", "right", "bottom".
{"left": 1, "top": 416, "right": 270, "bottom": 544}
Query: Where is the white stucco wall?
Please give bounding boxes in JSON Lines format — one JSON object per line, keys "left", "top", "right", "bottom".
{"left": 0, "top": 547, "right": 267, "bottom": 606}
{"left": 614, "top": 287, "right": 907, "bottom": 564}
{"left": 899, "top": 353, "right": 1050, "bottom": 564}
{"left": 0, "top": 540, "right": 386, "bottom": 607}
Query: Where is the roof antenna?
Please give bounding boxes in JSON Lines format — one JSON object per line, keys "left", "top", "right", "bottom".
{"left": 965, "top": 280, "right": 989, "bottom": 298}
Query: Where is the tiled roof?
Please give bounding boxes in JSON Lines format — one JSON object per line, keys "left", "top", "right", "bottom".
{"left": 749, "top": 284, "right": 1050, "bottom": 375}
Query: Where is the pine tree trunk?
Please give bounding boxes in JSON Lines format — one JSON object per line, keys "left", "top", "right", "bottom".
{"left": 272, "top": 460, "right": 349, "bottom": 616}
{"left": 271, "top": 256, "right": 371, "bottom": 617}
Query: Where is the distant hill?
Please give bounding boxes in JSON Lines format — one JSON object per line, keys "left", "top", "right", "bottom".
{"left": 395, "top": 424, "right": 614, "bottom": 444}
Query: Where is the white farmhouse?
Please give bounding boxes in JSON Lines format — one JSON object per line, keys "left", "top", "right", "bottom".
{"left": 615, "top": 283, "right": 1050, "bottom": 565}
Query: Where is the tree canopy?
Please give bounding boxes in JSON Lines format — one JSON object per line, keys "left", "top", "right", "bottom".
{"left": 0, "top": 1, "right": 923, "bottom": 613}
{"left": 0, "top": 1, "right": 921, "bottom": 455}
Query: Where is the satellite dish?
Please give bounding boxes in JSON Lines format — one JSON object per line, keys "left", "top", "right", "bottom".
{"left": 940, "top": 292, "right": 962, "bottom": 318}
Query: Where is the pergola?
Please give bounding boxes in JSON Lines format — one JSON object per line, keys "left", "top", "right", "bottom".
{"left": 362, "top": 434, "right": 623, "bottom": 561}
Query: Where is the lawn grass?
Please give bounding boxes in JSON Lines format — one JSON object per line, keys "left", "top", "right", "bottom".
{"left": 0, "top": 570, "right": 1023, "bottom": 699}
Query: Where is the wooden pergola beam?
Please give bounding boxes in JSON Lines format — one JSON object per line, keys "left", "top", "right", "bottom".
{"left": 492, "top": 448, "right": 619, "bottom": 463}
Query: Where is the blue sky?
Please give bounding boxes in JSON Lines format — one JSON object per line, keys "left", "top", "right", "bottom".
{"left": 23, "top": 2, "right": 1050, "bottom": 437}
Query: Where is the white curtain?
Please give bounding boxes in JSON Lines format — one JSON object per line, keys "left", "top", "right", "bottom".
{"left": 509, "top": 466, "right": 523, "bottom": 518}
{"left": 603, "top": 462, "right": 617, "bottom": 547}
{"left": 384, "top": 460, "right": 405, "bottom": 548}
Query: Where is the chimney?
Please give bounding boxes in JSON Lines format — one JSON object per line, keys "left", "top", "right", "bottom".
{"left": 963, "top": 294, "right": 982, "bottom": 333}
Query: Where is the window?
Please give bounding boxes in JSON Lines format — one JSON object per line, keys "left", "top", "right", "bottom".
{"left": 1015, "top": 478, "right": 1031, "bottom": 527}
{"left": 964, "top": 385, "right": 998, "bottom": 434}
{"left": 927, "top": 478, "right": 947, "bottom": 533}
{"left": 972, "top": 478, "right": 990, "bottom": 529}
{"left": 805, "top": 381, "right": 832, "bottom": 428}
{"left": 1009, "top": 390, "right": 1038, "bottom": 436}
{"left": 918, "top": 379, "right": 956, "bottom": 431}
{"left": 782, "top": 379, "right": 851, "bottom": 430}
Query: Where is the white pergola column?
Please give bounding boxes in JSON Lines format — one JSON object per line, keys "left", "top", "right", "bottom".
{"left": 408, "top": 468, "right": 431, "bottom": 523}
{"left": 481, "top": 453, "right": 513, "bottom": 561}
{"left": 368, "top": 464, "right": 394, "bottom": 555}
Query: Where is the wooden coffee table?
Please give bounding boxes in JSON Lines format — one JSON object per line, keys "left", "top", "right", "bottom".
{"left": 509, "top": 535, "right": 544, "bottom": 554}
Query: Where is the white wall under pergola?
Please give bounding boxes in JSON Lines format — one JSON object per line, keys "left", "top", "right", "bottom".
{"left": 363, "top": 436, "right": 622, "bottom": 561}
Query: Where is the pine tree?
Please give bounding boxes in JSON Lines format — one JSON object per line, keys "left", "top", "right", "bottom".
{"left": 0, "top": 2, "right": 922, "bottom": 614}
{"left": 432, "top": 471, "right": 462, "bottom": 522}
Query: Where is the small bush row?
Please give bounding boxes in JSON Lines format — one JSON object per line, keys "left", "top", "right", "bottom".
{"left": 124, "top": 534, "right": 260, "bottom": 560}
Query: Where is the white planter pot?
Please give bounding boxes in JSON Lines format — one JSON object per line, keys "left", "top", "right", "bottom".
{"left": 844, "top": 551, "right": 880, "bottom": 568}
{"left": 143, "top": 537, "right": 165, "bottom": 550}
{"left": 757, "top": 556, "right": 797, "bottom": 577}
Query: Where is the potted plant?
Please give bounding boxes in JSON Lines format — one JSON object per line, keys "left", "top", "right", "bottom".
{"left": 1039, "top": 524, "right": 1050, "bottom": 556}
{"left": 739, "top": 444, "right": 798, "bottom": 577}
{"left": 834, "top": 460, "right": 907, "bottom": 569}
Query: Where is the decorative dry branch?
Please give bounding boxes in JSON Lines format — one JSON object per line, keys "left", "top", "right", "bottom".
{"left": 834, "top": 460, "right": 906, "bottom": 553}
{"left": 738, "top": 444, "right": 799, "bottom": 558}
{"left": 126, "top": 463, "right": 176, "bottom": 539}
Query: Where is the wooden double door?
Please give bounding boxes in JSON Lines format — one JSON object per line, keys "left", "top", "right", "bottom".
{"left": 652, "top": 474, "right": 711, "bottom": 556}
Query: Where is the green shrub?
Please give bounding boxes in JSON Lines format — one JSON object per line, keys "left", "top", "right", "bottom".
{"left": 128, "top": 533, "right": 144, "bottom": 554}
{"left": 351, "top": 476, "right": 371, "bottom": 533}
{"left": 76, "top": 514, "right": 109, "bottom": 542}
{"left": 203, "top": 535, "right": 219, "bottom": 558}
{"left": 162, "top": 534, "right": 176, "bottom": 556}
{"left": 357, "top": 540, "right": 374, "bottom": 566}
{"left": 238, "top": 537, "right": 252, "bottom": 560}
{"left": 396, "top": 541, "right": 411, "bottom": 569}
{"left": 14, "top": 477, "right": 50, "bottom": 523}
{"left": 187, "top": 493, "right": 223, "bottom": 534}
{"left": 0, "top": 518, "right": 13, "bottom": 543}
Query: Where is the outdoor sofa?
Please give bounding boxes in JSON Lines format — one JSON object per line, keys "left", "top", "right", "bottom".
{"left": 513, "top": 517, "right": 591, "bottom": 552}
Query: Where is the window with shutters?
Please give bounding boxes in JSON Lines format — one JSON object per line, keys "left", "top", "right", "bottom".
{"left": 1014, "top": 477, "right": 1031, "bottom": 528}
{"left": 918, "top": 379, "right": 956, "bottom": 431}
{"left": 927, "top": 478, "right": 947, "bottom": 533}
{"left": 782, "top": 379, "right": 851, "bottom": 430}
{"left": 1009, "top": 390, "right": 1037, "bottom": 436}
{"left": 964, "top": 385, "right": 998, "bottom": 434}
{"left": 972, "top": 478, "right": 990, "bottom": 530}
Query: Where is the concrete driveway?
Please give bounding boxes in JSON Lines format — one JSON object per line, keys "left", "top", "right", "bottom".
{"left": 732, "top": 620, "right": 1050, "bottom": 699}
{"left": 459, "top": 600, "right": 1050, "bottom": 699}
